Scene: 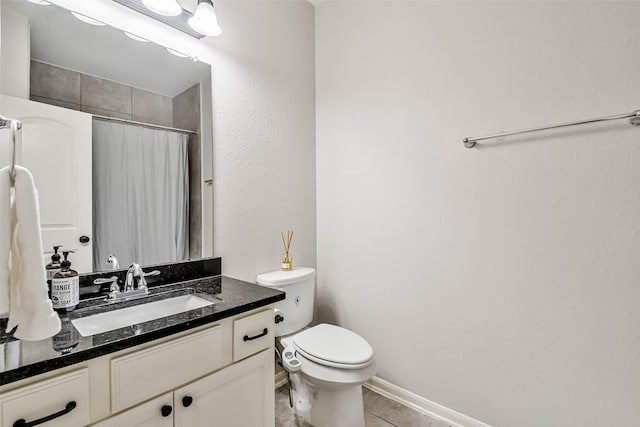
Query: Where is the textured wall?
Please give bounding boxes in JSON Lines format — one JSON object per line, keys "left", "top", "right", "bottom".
{"left": 316, "top": 2, "right": 640, "bottom": 426}
{"left": 205, "top": 0, "right": 316, "bottom": 281}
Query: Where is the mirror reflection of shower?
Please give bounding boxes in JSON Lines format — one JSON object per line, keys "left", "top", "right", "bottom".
{"left": 92, "top": 117, "right": 192, "bottom": 270}
{"left": 1, "top": 0, "right": 214, "bottom": 273}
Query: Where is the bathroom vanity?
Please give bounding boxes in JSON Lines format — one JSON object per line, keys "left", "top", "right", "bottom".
{"left": 0, "top": 258, "right": 284, "bottom": 427}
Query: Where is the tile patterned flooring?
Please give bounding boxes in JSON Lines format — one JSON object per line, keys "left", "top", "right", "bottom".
{"left": 276, "top": 384, "right": 453, "bottom": 427}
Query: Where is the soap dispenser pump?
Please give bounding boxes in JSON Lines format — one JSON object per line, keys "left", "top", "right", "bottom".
{"left": 51, "top": 251, "right": 80, "bottom": 312}
{"left": 45, "top": 245, "right": 63, "bottom": 288}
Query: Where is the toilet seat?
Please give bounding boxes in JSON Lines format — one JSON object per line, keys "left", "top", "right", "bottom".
{"left": 292, "top": 324, "right": 374, "bottom": 370}
{"left": 295, "top": 350, "right": 378, "bottom": 389}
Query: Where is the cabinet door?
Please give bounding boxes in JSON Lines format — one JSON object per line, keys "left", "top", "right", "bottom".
{"left": 91, "top": 392, "right": 174, "bottom": 427}
{"left": 174, "top": 349, "right": 274, "bottom": 427}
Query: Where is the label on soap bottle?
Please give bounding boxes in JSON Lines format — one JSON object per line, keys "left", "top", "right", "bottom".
{"left": 46, "top": 268, "right": 61, "bottom": 282}
{"left": 51, "top": 277, "right": 79, "bottom": 309}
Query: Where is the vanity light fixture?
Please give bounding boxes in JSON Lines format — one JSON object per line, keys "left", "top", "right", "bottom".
{"left": 124, "top": 31, "right": 150, "bottom": 42}
{"left": 188, "top": 0, "right": 222, "bottom": 37}
{"left": 112, "top": 0, "right": 203, "bottom": 39}
{"left": 71, "top": 11, "right": 106, "bottom": 26}
{"left": 142, "top": 0, "right": 182, "bottom": 17}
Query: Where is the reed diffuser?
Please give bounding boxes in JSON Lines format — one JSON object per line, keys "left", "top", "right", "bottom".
{"left": 281, "top": 230, "right": 294, "bottom": 271}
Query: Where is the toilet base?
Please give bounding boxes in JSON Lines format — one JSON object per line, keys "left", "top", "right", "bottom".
{"left": 290, "top": 374, "right": 365, "bottom": 427}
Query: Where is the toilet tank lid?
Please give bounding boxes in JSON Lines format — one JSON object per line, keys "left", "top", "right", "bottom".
{"left": 256, "top": 267, "right": 316, "bottom": 286}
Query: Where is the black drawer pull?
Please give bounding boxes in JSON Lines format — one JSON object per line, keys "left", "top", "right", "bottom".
{"left": 161, "top": 405, "right": 173, "bottom": 417}
{"left": 243, "top": 328, "right": 268, "bottom": 341}
{"left": 182, "top": 395, "right": 193, "bottom": 407}
{"left": 13, "top": 401, "right": 77, "bottom": 427}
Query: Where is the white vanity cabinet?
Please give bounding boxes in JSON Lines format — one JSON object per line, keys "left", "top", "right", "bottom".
{"left": 109, "top": 325, "right": 228, "bottom": 413}
{"left": 0, "top": 368, "right": 91, "bottom": 427}
{"left": 96, "top": 349, "right": 274, "bottom": 427}
{"left": 173, "top": 349, "right": 274, "bottom": 427}
{"left": 0, "top": 306, "right": 276, "bottom": 427}
{"left": 91, "top": 393, "right": 174, "bottom": 427}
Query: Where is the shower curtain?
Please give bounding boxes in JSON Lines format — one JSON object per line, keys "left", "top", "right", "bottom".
{"left": 92, "top": 120, "right": 189, "bottom": 271}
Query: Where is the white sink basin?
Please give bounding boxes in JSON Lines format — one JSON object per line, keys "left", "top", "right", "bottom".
{"left": 71, "top": 294, "right": 215, "bottom": 337}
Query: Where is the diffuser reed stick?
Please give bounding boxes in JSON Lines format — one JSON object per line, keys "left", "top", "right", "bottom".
{"left": 281, "top": 230, "right": 294, "bottom": 271}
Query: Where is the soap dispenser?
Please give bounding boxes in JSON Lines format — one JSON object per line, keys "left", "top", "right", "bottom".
{"left": 45, "top": 245, "right": 63, "bottom": 294}
{"left": 51, "top": 251, "right": 79, "bottom": 312}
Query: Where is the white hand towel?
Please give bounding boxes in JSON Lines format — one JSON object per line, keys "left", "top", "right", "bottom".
{"left": 2, "top": 165, "right": 60, "bottom": 341}
{"left": 0, "top": 168, "right": 10, "bottom": 316}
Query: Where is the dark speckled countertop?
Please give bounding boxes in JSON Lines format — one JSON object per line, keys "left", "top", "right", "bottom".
{"left": 0, "top": 258, "right": 284, "bottom": 386}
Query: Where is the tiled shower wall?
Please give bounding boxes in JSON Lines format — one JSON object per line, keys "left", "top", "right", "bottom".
{"left": 173, "top": 84, "right": 202, "bottom": 259}
{"left": 30, "top": 59, "right": 203, "bottom": 260}
{"left": 30, "top": 60, "right": 173, "bottom": 127}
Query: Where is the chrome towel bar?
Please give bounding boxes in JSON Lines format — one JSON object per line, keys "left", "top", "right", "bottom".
{"left": 463, "top": 109, "right": 640, "bottom": 148}
{"left": 1, "top": 114, "right": 22, "bottom": 184}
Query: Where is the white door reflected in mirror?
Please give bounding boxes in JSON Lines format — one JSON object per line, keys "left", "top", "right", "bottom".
{"left": 0, "top": 94, "right": 93, "bottom": 273}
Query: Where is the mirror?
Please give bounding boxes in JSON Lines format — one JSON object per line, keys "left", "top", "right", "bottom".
{"left": 1, "top": 0, "right": 214, "bottom": 273}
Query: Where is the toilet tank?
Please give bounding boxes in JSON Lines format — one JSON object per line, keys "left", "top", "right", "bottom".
{"left": 256, "top": 267, "right": 316, "bottom": 337}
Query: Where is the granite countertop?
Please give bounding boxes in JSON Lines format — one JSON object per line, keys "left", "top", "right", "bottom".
{"left": 0, "top": 272, "right": 285, "bottom": 386}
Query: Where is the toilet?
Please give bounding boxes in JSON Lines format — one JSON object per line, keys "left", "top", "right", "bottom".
{"left": 257, "top": 267, "right": 376, "bottom": 427}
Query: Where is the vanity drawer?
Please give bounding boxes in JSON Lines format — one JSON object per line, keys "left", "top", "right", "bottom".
{"left": 0, "top": 368, "right": 90, "bottom": 427}
{"left": 233, "top": 309, "right": 274, "bottom": 362}
{"left": 111, "top": 324, "right": 224, "bottom": 413}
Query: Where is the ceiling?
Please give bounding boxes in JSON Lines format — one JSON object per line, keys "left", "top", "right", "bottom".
{"left": 4, "top": 0, "right": 211, "bottom": 97}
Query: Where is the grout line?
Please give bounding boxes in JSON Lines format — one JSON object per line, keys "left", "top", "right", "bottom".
{"left": 366, "top": 410, "right": 399, "bottom": 427}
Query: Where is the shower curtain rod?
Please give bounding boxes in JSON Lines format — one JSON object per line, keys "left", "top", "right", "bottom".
{"left": 92, "top": 114, "right": 197, "bottom": 135}
{"left": 463, "top": 109, "right": 640, "bottom": 148}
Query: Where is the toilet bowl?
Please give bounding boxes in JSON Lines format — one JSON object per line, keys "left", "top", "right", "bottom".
{"left": 280, "top": 324, "right": 377, "bottom": 427}
{"left": 256, "top": 268, "right": 376, "bottom": 427}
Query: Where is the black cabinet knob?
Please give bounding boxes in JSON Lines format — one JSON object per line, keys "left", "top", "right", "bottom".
{"left": 161, "top": 405, "right": 172, "bottom": 417}
{"left": 182, "top": 395, "right": 193, "bottom": 407}
{"left": 79, "top": 235, "right": 90, "bottom": 244}
{"left": 275, "top": 314, "right": 284, "bottom": 324}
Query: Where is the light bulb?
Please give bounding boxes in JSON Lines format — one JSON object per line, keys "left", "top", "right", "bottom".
{"left": 188, "top": 0, "right": 222, "bottom": 37}
{"left": 71, "top": 12, "right": 106, "bottom": 26}
{"left": 142, "top": 0, "right": 182, "bottom": 17}
{"left": 124, "top": 32, "right": 149, "bottom": 42}
{"left": 27, "top": 0, "right": 51, "bottom": 5}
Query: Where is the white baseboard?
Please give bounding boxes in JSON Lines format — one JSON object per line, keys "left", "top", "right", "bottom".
{"left": 274, "top": 371, "right": 490, "bottom": 427}
{"left": 364, "top": 376, "right": 492, "bottom": 427}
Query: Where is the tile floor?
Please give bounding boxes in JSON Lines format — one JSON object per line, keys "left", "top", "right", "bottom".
{"left": 275, "top": 384, "right": 452, "bottom": 427}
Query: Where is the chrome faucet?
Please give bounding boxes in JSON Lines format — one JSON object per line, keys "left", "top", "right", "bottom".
{"left": 94, "top": 263, "right": 160, "bottom": 302}
{"left": 125, "top": 263, "right": 142, "bottom": 292}
{"left": 106, "top": 254, "right": 120, "bottom": 270}
{"left": 125, "top": 263, "right": 160, "bottom": 292}
{"left": 93, "top": 276, "right": 120, "bottom": 300}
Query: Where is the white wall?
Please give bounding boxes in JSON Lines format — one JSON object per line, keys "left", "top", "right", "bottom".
{"left": 206, "top": 1, "right": 316, "bottom": 281}
{"left": 0, "top": 8, "right": 30, "bottom": 98}
{"left": 315, "top": 2, "right": 640, "bottom": 427}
